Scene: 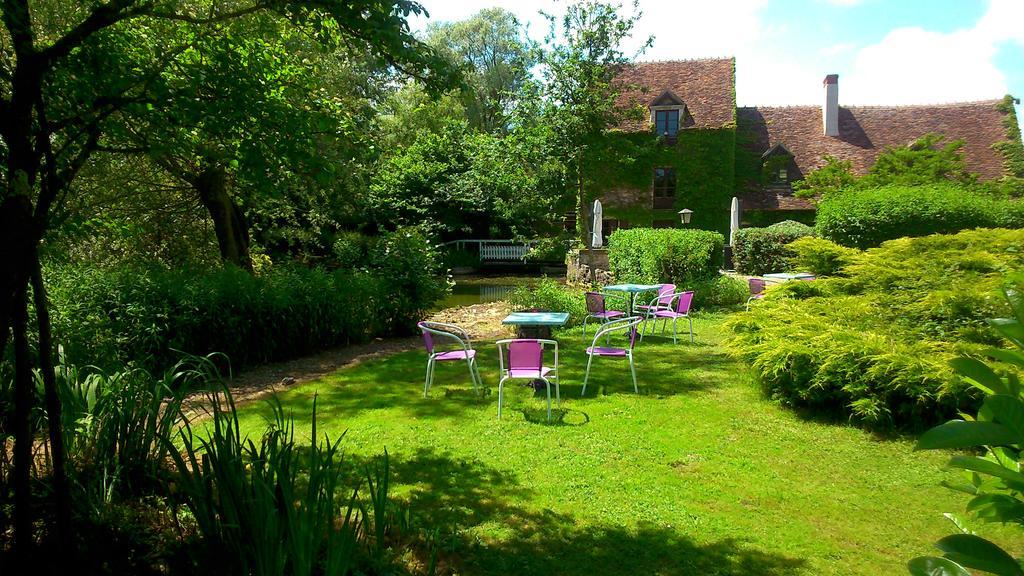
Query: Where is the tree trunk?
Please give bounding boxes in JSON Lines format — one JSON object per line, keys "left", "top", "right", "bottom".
{"left": 12, "top": 286, "right": 34, "bottom": 564}
{"left": 32, "top": 254, "right": 71, "bottom": 562}
{"left": 194, "top": 165, "right": 252, "bottom": 270}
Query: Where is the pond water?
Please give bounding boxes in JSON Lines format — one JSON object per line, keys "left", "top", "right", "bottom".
{"left": 437, "top": 276, "right": 546, "bottom": 309}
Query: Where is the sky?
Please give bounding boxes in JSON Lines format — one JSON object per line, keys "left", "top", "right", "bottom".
{"left": 410, "top": 0, "right": 1024, "bottom": 132}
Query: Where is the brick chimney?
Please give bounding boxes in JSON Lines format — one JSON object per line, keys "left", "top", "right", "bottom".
{"left": 823, "top": 74, "right": 839, "bottom": 137}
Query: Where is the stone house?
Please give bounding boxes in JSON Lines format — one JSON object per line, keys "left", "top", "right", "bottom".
{"left": 591, "top": 57, "right": 1019, "bottom": 240}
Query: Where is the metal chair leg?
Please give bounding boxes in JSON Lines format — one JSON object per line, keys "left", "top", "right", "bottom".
{"left": 688, "top": 317, "right": 694, "bottom": 343}
{"left": 582, "top": 316, "right": 589, "bottom": 338}
{"left": 423, "top": 357, "right": 434, "bottom": 397}
{"left": 581, "top": 354, "right": 595, "bottom": 397}
{"left": 553, "top": 373, "right": 560, "bottom": 406}
{"left": 542, "top": 377, "right": 552, "bottom": 422}
{"left": 672, "top": 317, "right": 678, "bottom": 344}
{"left": 498, "top": 376, "right": 509, "bottom": 419}
{"left": 629, "top": 354, "right": 638, "bottom": 394}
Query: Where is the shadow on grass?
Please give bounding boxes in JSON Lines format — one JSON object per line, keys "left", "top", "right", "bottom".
{"left": 353, "top": 447, "right": 805, "bottom": 576}
{"left": 519, "top": 407, "right": 589, "bottom": 426}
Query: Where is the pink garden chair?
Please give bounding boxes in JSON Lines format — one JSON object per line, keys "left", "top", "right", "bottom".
{"left": 582, "top": 291, "right": 626, "bottom": 338}
{"left": 746, "top": 278, "right": 766, "bottom": 311}
{"left": 643, "top": 291, "right": 695, "bottom": 344}
{"left": 635, "top": 283, "right": 676, "bottom": 316}
{"left": 417, "top": 321, "right": 482, "bottom": 397}
{"left": 581, "top": 316, "right": 644, "bottom": 397}
{"left": 495, "top": 339, "right": 559, "bottom": 421}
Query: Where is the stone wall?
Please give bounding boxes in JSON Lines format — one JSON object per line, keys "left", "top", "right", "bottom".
{"left": 567, "top": 249, "right": 613, "bottom": 285}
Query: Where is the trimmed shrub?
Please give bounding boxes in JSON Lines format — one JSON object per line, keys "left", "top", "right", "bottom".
{"left": 787, "top": 237, "right": 860, "bottom": 277}
{"left": 331, "top": 231, "right": 370, "bottom": 269}
{"left": 690, "top": 275, "right": 749, "bottom": 309}
{"left": 815, "top": 183, "right": 1024, "bottom": 248}
{"left": 608, "top": 228, "right": 724, "bottom": 287}
{"left": 44, "top": 229, "right": 445, "bottom": 374}
{"left": 727, "top": 228, "right": 1024, "bottom": 430}
{"left": 732, "top": 220, "right": 815, "bottom": 275}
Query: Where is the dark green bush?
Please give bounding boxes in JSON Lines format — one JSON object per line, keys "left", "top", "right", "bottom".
{"left": 732, "top": 220, "right": 815, "bottom": 275}
{"left": 728, "top": 228, "right": 1024, "bottom": 430}
{"left": 331, "top": 231, "right": 370, "bottom": 269}
{"left": 786, "top": 237, "right": 860, "bottom": 277}
{"left": 45, "top": 228, "right": 445, "bottom": 374}
{"left": 608, "top": 228, "right": 724, "bottom": 287}
{"left": 816, "top": 183, "right": 1024, "bottom": 248}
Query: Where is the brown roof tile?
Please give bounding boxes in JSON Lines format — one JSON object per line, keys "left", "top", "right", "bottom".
{"left": 737, "top": 100, "right": 1011, "bottom": 180}
{"left": 615, "top": 58, "right": 736, "bottom": 130}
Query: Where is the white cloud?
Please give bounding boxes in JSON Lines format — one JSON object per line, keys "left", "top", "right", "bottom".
{"left": 841, "top": 0, "right": 1024, "bottom": 105}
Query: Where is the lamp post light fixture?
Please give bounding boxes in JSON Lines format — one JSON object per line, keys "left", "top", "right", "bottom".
{"left": 678, "top": 208, "right": 693, "bottom": 225}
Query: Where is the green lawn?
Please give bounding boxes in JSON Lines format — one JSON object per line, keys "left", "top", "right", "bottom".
{"left": 232, "top": 312, "right": 1005, "bottom": 575}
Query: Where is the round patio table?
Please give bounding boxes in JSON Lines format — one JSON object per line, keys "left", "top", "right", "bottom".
{"left": 602, "top": 283, "right": 662, "bottom": 316}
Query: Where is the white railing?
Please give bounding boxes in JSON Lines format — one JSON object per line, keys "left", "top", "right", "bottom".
{"left": 443, "top": 239, "right": 533, "bottom": 262}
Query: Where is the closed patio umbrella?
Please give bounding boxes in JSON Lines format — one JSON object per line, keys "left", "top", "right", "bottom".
{"left": 591, "top": 199, "right": 603, "bottom": 248}
{"left": 729, "top": 196, "right": 741, "bottom": 245}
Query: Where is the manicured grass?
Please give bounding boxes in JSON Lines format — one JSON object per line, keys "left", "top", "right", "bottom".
{"left": 233, "top": 312, "right": 1012, "bottom": 575}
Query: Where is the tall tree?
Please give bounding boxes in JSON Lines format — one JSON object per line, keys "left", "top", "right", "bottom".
{"left": 426, "top": 7, "right": 537, "bottom": 134}
{"left": 539, "top": 0, "right": 651, "bottom": 252}
{"left": 0, "top": 0, "right": 455, "bottom": 561}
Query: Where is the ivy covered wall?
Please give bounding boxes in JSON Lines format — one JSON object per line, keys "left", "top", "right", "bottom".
{"left": 594, "top": 127, "right": 737, "bottom": 237}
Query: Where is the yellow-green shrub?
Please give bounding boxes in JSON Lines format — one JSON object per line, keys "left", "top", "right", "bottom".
{"left": 728, "top": 228, "right": 1024, "bottom": 429}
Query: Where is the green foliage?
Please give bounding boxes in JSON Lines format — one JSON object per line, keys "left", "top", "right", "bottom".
{"left": 44, "top": 231, "right": 444, "bottom": 374}
{"left": 508, "top": 279, "right": 587, "bottom": 326}
{"left": 909, "top": 279, "right": 1024, "bottom": 576}
{"left": 525, "top": 235, "right": 573, "bottom": 263}
{"left": 815, "top": 183, "right": 1024, "bottom": 249}
{"left": 331, "top": 231, "right": 371, "bottom": 269}
{"left": 368, "top": 119, "right": 566, "bottom": 239}
{"left": 866, "top": 133, "right": 977, "bottom": 188}
{"left": 787, "top": 237, "right": 860, "bottom": 277}
{"left": 732, "top": 220, "right": 815, "bottom": 276}
{"left": 597, "top": 129, "right": 738, "bottom": 238}
{"left": 608, "top": 228, "right": 724, "bottom": 288}
{"left": 690, "top": 275, "right": 749, "bottom": 309}
{"left": 728, "top": 228, "right": 1024, "bottom": 430}
{"left": 792, "top": 155, "right": 856, "bottom": 199}
{"left": 426, "top": 8, "right": 538, "bottom": 134}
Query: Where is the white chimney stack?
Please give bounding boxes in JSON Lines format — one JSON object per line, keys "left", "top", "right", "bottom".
{"left": 823, "top": 74, "right": 839, "bottom": 137}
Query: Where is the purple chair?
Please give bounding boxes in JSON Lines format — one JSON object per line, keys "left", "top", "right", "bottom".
{"left": 635, "top": 283, "right": 676, "bottom": 316}
{"left": 583, "top": 291, "right": 626, "bottom": 338}
{"left": 746, "top": 278, "right": 766, "bottom": 311}
{"left": 645, "top": 291, "right": 695, "bottom": 344}
{"left": 581, "top": 316, "right": 644, "bottom": 397}
{"left": 417, "top": 321, "right": 482, "bottom": 397}
{"left": 496, "top": 339, "right": 559, "bottom": 421}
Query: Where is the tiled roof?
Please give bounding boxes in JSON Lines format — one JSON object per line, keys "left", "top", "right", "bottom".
{"left": 615, "top": 58, "right": 736, "bottom": 130}
{"left": 736, "top": 100, "right": 1012, "bottom": 210}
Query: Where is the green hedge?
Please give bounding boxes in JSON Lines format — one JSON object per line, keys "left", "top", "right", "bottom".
{"left": 44, "top": 229, "right": 446, "bottom": 374}
{"left": 732, "top": 220, "right": 815, "bottom": 276}
{"left": 816, "top": 183, "right": 1024, "bottom": 248}
{"left": 608, "top": 228, "right": 724, "bottom": 287}
{"left": 727, "top": 228, "right": 1024, "bottom": 430}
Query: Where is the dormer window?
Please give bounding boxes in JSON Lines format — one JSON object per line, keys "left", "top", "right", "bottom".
{"left": 649, "top": 90, "right": 686, "bottom": 141}
{"left": 655, "top": 109, "right": 679, "bottom": 137}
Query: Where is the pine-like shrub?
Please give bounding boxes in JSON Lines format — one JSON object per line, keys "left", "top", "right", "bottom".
{"left": 727, "top": 228, "right": 1024, "bottom": 430}
{"left": 732, "top": 220, "right": 815, "bottom": 276}
{"left": 786, "top": 237, "right": 860, "bottom": 277}
{"left": 607, "top": 228, "right": 724, "bottom": 287}
{"left": 815, "top": 183, "right": 1024, "bottom": 248}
